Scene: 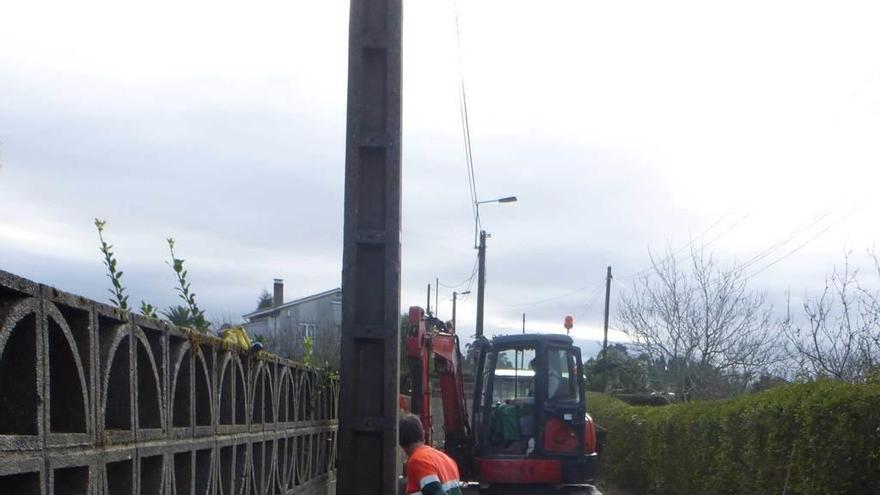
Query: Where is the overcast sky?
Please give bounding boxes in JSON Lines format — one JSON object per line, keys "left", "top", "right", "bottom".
{"left": 2, "top": 0, "right": 879, "bottom": 346}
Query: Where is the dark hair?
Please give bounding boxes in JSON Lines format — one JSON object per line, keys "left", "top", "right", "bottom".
{"left": 399, "top": 414, "right": 425, "bottom": 448}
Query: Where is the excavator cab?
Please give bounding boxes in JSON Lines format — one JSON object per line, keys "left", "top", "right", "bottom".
{"left": 471, "top": 334, "right": 597, "bottom": 491}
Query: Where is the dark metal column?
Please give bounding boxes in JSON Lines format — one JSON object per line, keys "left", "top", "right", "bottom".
{"left": 475, "top": 230, "right": 487, "bottom": 338}
{"left": 452, "top": 291, "right": 458, "bottom": 331}
{"left": 338, "top": 0, "right": 402, "bottom": 493}
{"left": 601, "top": 266, "right": 613, "bottom": 381}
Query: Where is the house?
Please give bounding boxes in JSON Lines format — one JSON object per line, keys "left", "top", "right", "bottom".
{"left": 242, "top": 279, "right": 342, "bottom": 367}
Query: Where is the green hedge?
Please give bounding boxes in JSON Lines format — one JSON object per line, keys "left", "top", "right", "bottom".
{"left": 587, "top": 381, "right": 880, "bottom": 495}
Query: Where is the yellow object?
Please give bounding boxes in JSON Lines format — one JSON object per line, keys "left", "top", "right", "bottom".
{"left": 220, "top": 326, "right": 253, "bottom": 351}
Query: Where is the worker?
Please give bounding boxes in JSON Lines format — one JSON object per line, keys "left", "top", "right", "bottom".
{"left": 525, "top": 356, "right": 560, "bottom": 398}
{"left": 399, "top": 414, "right": 463, "bottom": 495}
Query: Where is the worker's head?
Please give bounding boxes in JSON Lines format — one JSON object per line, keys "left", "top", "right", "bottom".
{"left": 398, "top": 414, "right": 425, "bottom": 455}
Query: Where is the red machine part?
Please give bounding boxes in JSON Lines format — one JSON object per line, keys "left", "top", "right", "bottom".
{"left": 432, "top": 331, "right": 469, "bottom": 440}
{"left": 584, "top": 413, "right": 597, "bottom": 455}
{"left": 544, "top": 417, "right": 580, "bottom": 453}
{"left": 406, "top": 306, "right": 433, "bottom": 442}
{"left": 398, "top": 394, "right": 411, "bottom": 413}
{"left": 476, "top": 458, "right": 562, "bottom": 484}
{"left": 404, "top": 306, "right": 470, "bottom": 450}
{"left": 485, "top": 416, "right": 595, "bottom": 485}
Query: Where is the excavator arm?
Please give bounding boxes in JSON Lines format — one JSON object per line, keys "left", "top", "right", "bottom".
{"left": 404, "top": 306, "right": 472, "bottom": 470}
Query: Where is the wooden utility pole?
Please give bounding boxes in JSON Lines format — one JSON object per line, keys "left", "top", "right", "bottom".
{"left": 435, "top": 276, "right": 439, "bottom": 317}
{"left": 452, "top": 291, "right": 458, "bottom": 330}
{"left": 452, "top": 290, "right": 469, "bottom": 332}
{"left": 338, "top": 0, "right": 402, "bottom": 491}
{"left": 475, "top": 230, "right": 487, "bottom": 337}
{"left": 602, "top": 266, "right": 613, "bottom": 382}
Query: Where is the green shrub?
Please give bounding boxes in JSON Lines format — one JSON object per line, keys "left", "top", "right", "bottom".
{"left": 587, "top": 381, "right": 880, "bottom": 495}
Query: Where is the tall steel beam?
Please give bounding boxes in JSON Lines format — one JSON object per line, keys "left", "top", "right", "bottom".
{"left": 338, "top": 0, "right": 403, "bottom": 492}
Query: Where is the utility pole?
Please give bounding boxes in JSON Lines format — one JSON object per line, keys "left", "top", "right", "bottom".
{"left": 339, "top": 0, "right": 402, "bottom": 491}
{"left": 452, "top": 291, "right": 457, "bottom": 330}
{"left": 452, "top": 290, "right": 469, "bottom": 332}
{"left": 602, "top": 266, "right": 613, "bottom": 382}
{"left": 475, "top": 230, "right": 487, "bottom": 338}
{"left": 435, "top": 276, "right": 439, "bottom": 318}
{"left": 472, "top": 197, "right": 516, "bottom": 339}
{"left": 522, "top": 313, "right": 525, "bottom": 334}
{"left": 427, "top": 283, "right": 432, "bottom": 315}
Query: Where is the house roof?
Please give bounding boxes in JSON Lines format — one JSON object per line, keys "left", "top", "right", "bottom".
{"left": 242, "top": 287, "right": 341, "bottom": 320}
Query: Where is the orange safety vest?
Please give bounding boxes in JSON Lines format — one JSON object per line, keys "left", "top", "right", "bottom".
{"left": 405, "top": 445, "right": 463, "bottom": 495}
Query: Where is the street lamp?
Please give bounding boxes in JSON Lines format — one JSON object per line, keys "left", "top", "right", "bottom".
{"left": 473, "top": 195, "right": 517, "bottom": 338}
{"left": 475, "top": 196, "right": 518, "bottom": 248}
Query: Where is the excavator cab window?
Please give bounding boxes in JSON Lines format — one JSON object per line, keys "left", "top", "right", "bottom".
{"left": 546, "top": 347, "right": 580, "bottom": 402}
{"left": 481, "top": 346, "right": 538, "bottom": 455}
{"left": 492, "top": 348, "right": 536, "bottom": 402}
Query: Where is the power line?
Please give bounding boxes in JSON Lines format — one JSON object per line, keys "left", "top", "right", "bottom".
{"left": 747, "top": 208, "right": 856, "bottom": 278}
{"left": 573, "top": 282, "right": 607, "bottom": 321}
{"left": 734, "top": 210, "right": 831, "bottom": 274}
{"left": 424, "top": 0, "right": 479, "bottom": 315}
{"left": 502, "top": 280, "right": 604, "bottom": 308}
{"left": 439, "top": 253, "right": 480, "bottom": 289}
{"left": 620, "top": 211, "right": 835, "bottom": 285}
{"left": 748, "top": 226, "right": 834, "bottom": 278}
{"left": 649, "top": 212, "right": 749, "bottom": 276}
{"left": 701, "top": 214, "right": 751, "bottom": 250}
{"left": 457, "top": 252, "right": 482, "bottom": 304}
{"left": 452, "top": 0, "right": 479, "bottom": 232}
{"left": 691, "top": 210, "right": 837, "bottom": 291}
{"left": 623, "top": 210, "right": 836, "bottom": 285}
{"left": 618, "top": 211, "right": 744, "bottom": 280}
{"left": 615, "top": 210, "right": 854, "bottom": 292}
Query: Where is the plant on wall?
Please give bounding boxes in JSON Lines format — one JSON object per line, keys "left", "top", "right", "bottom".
{"left": 161, "top": 304, "right": 192, "bottom": 327}
{"left": 165, "top": 237, "right": 209, "bottom": 332}
{"left": 140, "top": 301, "right": 159, "bottom": 319}
{"left": 95, "top": 218, "right": 158, "bottom": 317}
{"left": 94, "top": 218, "right": 129, "bottom": 310}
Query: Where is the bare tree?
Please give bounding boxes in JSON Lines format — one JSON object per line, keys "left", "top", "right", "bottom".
{"left": 311, "top": 311, "right": 341, "bottom": 370}
{"left": 210, "top": 310, "right": 244, "bottom": 333}
{"left": 255, "top": 311, "right": 339, "bottom": 369}
{"left": 617, "top": 247, "right": 779, "bottom": 399}
{"left": 271, "top": 316, "right": 298, "bottom": 359}
{"left": 783, "top": 251, "right": 880, "bottom": 382}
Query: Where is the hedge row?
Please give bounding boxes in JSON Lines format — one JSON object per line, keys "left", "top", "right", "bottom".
{"left": 587, "top": 381, "right": 880, "bottom": 495}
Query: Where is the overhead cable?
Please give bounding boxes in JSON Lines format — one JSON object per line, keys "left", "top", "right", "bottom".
{"left": 452, "top": 0, "right": 479, "bottom": 232}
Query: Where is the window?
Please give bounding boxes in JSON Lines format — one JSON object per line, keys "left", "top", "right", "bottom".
{"left": 300, "top": 323, "right": 316, "bottom": 339}
{"left": 491, "top": 347, "right": 536, "bottom": 403}
{"left": 546, "top": 348, "right": 580, "bottom": 401}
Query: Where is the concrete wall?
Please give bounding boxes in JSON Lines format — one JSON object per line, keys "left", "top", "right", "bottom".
{"left": 0, "top": 270, "right": 338, "bottom": 495}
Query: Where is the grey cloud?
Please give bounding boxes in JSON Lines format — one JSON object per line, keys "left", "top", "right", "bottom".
{"left": 0, "top": 62, "right": 847, "bottom": 339}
